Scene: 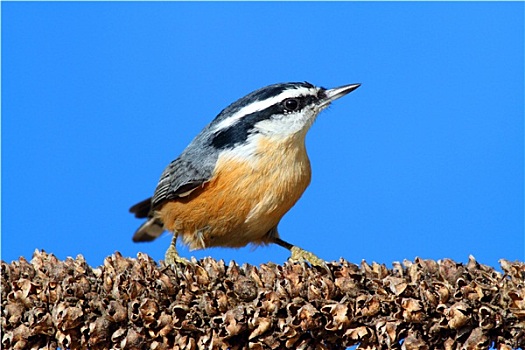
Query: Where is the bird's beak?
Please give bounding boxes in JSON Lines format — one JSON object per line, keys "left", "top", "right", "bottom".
{"left": 319, "top": 83, "right": 361, "bottom": 107}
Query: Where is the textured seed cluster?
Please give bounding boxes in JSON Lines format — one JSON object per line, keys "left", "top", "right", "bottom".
{"left": 1, "top": 250, "right": 524, "bottom": 349}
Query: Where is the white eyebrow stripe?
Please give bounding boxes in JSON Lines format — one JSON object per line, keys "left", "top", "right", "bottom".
{"left": 212, "top": 86, "right": 317, "bottom": 132}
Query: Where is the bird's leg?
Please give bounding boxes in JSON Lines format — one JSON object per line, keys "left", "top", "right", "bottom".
{"left": 272, "top": 237, "right": 326, "bottom": 267}
{"left": 164, "top": 232, "right": 189, "bottom": 266}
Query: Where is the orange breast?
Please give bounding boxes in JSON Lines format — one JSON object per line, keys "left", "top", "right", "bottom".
{"left": 157, "top": 134, "right": 311, "bottom": 250}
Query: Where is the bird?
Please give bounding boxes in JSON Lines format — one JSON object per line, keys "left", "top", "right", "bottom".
{"left": 130, "top": 81, "right": 360, "bottom": 266}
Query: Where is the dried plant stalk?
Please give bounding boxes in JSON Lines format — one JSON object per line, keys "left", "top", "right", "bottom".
{"left": 1, "top": 250, "right": 524, "bottom": 349}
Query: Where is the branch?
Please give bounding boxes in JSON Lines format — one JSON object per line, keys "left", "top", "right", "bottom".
{"left": 1, "top": 250, "right": 524, "bottom": 349}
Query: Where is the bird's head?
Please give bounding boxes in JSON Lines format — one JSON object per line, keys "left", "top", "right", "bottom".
{"left": 208, "top": 82, "right": 360, "bottom": 149}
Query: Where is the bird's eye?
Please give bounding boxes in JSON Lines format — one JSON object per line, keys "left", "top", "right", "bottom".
{"left": 283, "top": 98, "right": 300, "bottom": 112}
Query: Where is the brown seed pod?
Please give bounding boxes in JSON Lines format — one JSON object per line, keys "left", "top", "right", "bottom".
{"left": 139, "top": 298, "right": 159, "bottom": 327}
{"left": 89, "top": 316, "right": 111, "bottom": 346}
{"left": 248, "top": 315, "right": 271, "bottom": 340}
{"left": 384, "top": 276, "right": 408, "bottom": 296}
{"left": 321, "top": 302, "right": 351, "bottom": 331}
{"left": 399, "top": 298, "right": 424, "bottom": 323}
{"left": 223, "top": 306, "right": 246, "bottom": 337}
{"left": 445, "top": 302, "right": 471, "bottom": 329}
{"left": 401, "top": 331, "right": 429, "bottom": 350}
{"left": 463, "top": 327, "right": 490, "bottom": 350}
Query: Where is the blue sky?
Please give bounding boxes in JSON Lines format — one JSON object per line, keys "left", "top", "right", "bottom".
{"left": 2, "top": 2, "right": 523, "bottom": 270}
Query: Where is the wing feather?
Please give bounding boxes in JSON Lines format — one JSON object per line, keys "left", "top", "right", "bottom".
{"left": 131, "top": 118, "right": 220, "bottom": 218}
{"left": 150, "top": 156, "right": 214, "bottom": 209}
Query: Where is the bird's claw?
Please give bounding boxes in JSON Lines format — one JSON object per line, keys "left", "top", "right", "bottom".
{"left": 164, "top": 243, "right": 190, "bottom": 266}
{"left": 289, "top": 246, "right": 326, "bottom": 267}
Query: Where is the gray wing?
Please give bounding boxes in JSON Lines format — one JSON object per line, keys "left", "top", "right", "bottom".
{"left": 151, "top": 158, "right": 209, "bottom": 208}
{"left": 130, "top": 155, "right": 213, "bottom": 243}
{"left": 150, "top": 138, "right": 219, "bottom": 210}
{"left": 130, "top": 137, "right": 218, "bottom": 243}
{"left": 129, "top": 157, "right": 214, "bottom": 218}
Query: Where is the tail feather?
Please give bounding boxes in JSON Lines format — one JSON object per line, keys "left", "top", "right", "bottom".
{"left": 132, "top": 217, "right": 165, "bottom": 242}
{"left": 129, "top": 198, "right": 152, "bottom": 219}
{"left": 130, "top": 197, "right": 165, "bottom": 242}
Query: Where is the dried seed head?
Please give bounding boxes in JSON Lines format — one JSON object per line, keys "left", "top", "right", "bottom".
{"left": 384, "top": 276, "right": 408, "bottom": 296}
{"left": 402, "top": 332, "right": 429, "bottom": 350}
{"left": 2, "top": 252, "right": 523, "bottom": 349}
{"left": 446, "top": 302, "right": 470, "bottom": 329}
{"left": 322, "top": 303, "right": 351, "bottom": 331}
{"left": 463, "top": 327, "right": 490, "bottom": 350}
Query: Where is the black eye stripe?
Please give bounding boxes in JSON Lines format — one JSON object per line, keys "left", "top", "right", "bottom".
{"left": 211, "top": 104, "right": 282, "bottom": 149}
{"left": 210, "top": 94, "right": 320, "bottom": 150}
{"left": 212, "top": 82, "right": 316, "bottom": 123}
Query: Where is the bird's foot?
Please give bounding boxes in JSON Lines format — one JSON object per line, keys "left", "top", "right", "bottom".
{"left": 289, "top": 246, "right": 325, "bottom": 267}
{"left": 164, "top": 243, "right": 190, "bottom": 266}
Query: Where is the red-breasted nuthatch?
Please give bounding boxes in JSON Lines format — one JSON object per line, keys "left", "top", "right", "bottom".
{"left": 130, "top": 82, "right": 360, "bottom": 265}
